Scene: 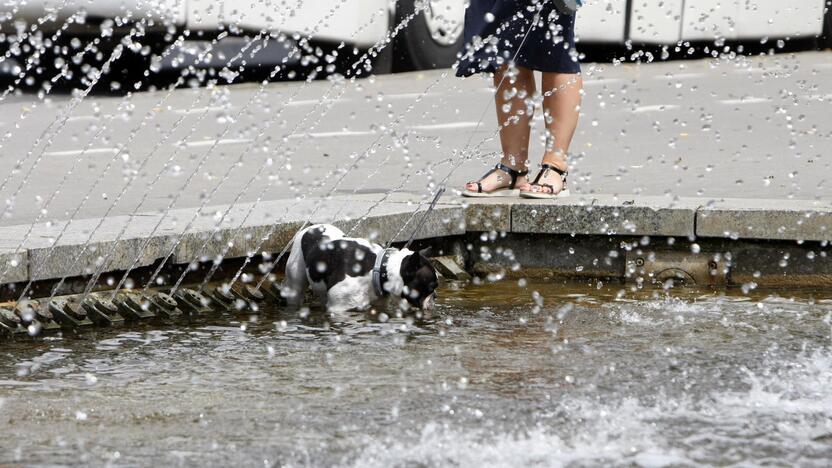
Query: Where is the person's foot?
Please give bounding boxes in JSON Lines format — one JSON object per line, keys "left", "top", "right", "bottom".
{"left": 463, "top": 163, "right": 529, "bottom": 197}
{"left": 520, "top": 162, "right": 569, "bottom": 198}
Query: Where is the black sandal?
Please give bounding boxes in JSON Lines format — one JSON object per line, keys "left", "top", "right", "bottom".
{"left": 520, "top": 164, "right": 570, "bottom": 199}
{"left": 462, "top": 163, "right": 529, "bottom": 198}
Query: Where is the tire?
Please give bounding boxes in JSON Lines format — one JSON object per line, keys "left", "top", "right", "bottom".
{"left": 822, "top": 1, "right": 832, "bottom": 49}
{"left": 392, "top": 0, "right": 465, "bottom": 72}
{"left": 35, "top": 36, "right": 158, "bottom": 94}
{"left": 369, "top": 40, "right": 394, "bottom": 75}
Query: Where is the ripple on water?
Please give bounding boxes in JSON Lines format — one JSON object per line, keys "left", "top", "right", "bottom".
{"left": 0, "top": 281, "right": 829, "bottom": 466}
{"left": 348, "top": 348, "right": 832, "bottom": 467}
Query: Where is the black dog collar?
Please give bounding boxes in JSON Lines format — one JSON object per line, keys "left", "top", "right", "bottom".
{"left": 372, "top": 248, "right": 394, "bottom": 297}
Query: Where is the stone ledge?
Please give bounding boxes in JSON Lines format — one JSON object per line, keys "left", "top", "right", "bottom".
{"left": 337, "top": 205, "right": 464, "bottom": 243}
{"left": 461, "top": 199, "right": 513, "bottom": 232}
{"left": 0, "top": 215, "right": 177, "bottom": 282}
{"left": 0, "top": 249, "right": 27, "bottom": 283}
{"left": 696, "top": 198, "right": 832, "bottom": 242}
{"left": 0, "top": 194, "right": 829, "bottom": 286}
{"left": 508, "top": 195, "right": 699, "bottom": 238}
{"left": 0, "top": 196, "right": 465, "bottom": 284}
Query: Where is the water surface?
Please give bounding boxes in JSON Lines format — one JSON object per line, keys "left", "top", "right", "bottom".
{"left": 1, "top": 281, "right": 831, "bottom": 466}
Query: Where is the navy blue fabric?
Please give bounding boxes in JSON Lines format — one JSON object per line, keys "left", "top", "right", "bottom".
{"left": 455, "top": 0, "right": 581, "bottom": 77}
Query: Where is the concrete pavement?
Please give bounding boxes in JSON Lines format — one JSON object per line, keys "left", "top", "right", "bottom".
{"left": 0, "top": 51, "right": 829, "bottom": 228}
{"left": 0, "top": 51, "right": 829, "bottom": 289}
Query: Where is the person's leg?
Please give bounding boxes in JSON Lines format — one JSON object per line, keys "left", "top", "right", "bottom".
{"left": 526, "top": 72, "right": 582, "bottom": 194}
{"left": 464, "top": 64, "right": 536, "bottom": 193}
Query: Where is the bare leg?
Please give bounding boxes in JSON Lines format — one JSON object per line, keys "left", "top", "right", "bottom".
{"left": 464, "top": 65, "right": 536, "bottom": 193}
{"left": 526, "top": 72, "right": 583, "bottom": 194}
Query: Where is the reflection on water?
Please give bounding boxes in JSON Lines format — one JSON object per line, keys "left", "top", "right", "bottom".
{"left": 0, "top": 281, "right": 831, "bottom": 466}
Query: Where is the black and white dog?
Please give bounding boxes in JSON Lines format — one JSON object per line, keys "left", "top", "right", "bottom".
{"left": 284, "top": 224, "right": 439, "bottom": 313}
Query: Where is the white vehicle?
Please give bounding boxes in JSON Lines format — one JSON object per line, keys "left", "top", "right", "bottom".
{"left": 0, "top": 0, "right": 830, "bottom": 80}
{"left": 577, "top": 0, "right": 830, "bottom": 45}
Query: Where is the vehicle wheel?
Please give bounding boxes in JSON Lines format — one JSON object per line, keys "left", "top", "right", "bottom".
{"left": 392, "top": 0, "right": 465, "bottom": 72}
{"left": 822, "top": 1, "right": 832, "bottom": 49}
{"left": 36, "top": 36, "right": 159, "bottom": 94}
{"left": 369, "top": 40, "right": 394, "bottom": 75}
{"left": 346, "top": 38, "right": 393, "bottom": 77}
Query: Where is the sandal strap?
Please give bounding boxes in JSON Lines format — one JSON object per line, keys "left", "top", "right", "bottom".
{"left": 468, "top": 163, "right": 529, "bottom": 192}
{"left": 494, "top": 163, "right": 529, "bottom": 189}
{"left": 532, "top": 163, "right": 568, "bottom": 185}
{"left": 474, "top": 167, "right": 499, "bottom": 193}
{"left": 495, "top": 163, "right": 529, "bottom": 178}
{"left": 540, "top": 163, "right": 567, "bottom": 176}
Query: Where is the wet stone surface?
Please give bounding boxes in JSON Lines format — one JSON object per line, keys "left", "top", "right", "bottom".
{"left": 510, "top": 195, "right": 698, "bottom": 237}
{"left": 0, "top": 281, "right": 830, "bottom": 466}
{"left": 697, "top": 198, "right": 832, "bottom": 241}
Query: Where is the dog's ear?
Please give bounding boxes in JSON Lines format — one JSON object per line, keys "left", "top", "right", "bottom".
{"left": 418, "top": 247, "right": 432, "bottom": 258}
{"left": 401, "top": 251, "right": 421, "bottom": 279}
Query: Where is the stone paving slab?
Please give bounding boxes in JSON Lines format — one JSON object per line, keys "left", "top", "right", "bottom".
{"left": 0, "top": 196, "right": 465, "bottom": 283}
{"left": 0, "top": 214, "right": 179, "bottom": 282}
{"left": 335, "top": 205, "right": 464, "bottom": 244}
{"left": 0, "top": 193, "right": 828, "bottom": 285}
{"left": 169, "top": 198, "right": 309, "bottom": 264}
{"left": 458, "top": 198, "right": 514, "bottom": 233}
{"left": 316, "top": 192, "right": 466, "bottom": 241}
{"left": 507, "top": 195, "right": 700, "bottom": 238}
{"left": 0, "top": 249, "right": 27, "bottom": 283}
{"left": 3, "top": 52, "right": 831, "bottom": 230}
{"left": 696, "top": 198, "right": 832, "bottom": 242}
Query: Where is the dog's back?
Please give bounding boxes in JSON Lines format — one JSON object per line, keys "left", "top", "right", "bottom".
{"left": 284, "top": 224, "right": 345, "bottom": 306}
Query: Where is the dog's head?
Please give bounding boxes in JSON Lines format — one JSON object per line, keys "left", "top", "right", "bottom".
{"left": 399, "top": 248, "right": 439, "bottom": 310}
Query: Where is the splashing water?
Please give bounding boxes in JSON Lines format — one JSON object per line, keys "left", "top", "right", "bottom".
{"left": 1, "top": 282, "right": 831, "bottom": 466}
{"left": 0, "top": 1, "right": 829, "bottom": 465}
